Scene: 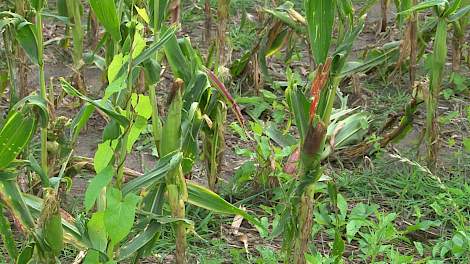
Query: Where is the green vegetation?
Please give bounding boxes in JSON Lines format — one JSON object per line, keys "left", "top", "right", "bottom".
{"left": 0, "top": 0, "right": 469, "bottom": 263}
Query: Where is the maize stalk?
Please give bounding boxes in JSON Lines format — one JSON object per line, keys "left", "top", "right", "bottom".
{"left": 204, "top": 0, "right": 212, "bottom": 45}
{"left": 381, "top": 0, "right": 390, "bottom": 32}
{"left": 203, "top": 101, "right": 227, "bottom": 191}
{"left": 160, "top": 79, "right": 187, "bottom": 264}
{"left": 217, "top": 0, "right": 230, "bottom": 67}
{"left": 15, "top": 0, "right": 28, "bottom": 99}
{"left": 65, "top": 0, "right": 85, "bottom": 93}
{"left": 426, "top": 18, "right": 447, "bottom": 170}
{"left": 32, "top": 0, "right": 49, "bottom": 178}
{"left": 409, "top": 0, "right": 418, "bottom": 86}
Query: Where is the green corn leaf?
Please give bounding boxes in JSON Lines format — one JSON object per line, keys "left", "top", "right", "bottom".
{"left": 14, "top": 95, "right": 49, "bottom": 127}
{"left": 181, "top": 103, "right": 203, "bottom": 174}
{"left": 337, "top": 0, "right": 354, "bottom": 25}
{"left": 339, "top": 44, "right": 400, "bottom": 78}
{"left": 133, "top": 26, "right": 177, "bottom": 67}
{"left": 0, "top": 178, "right": 35, "bottom": 230}
{"left": 70, "top": 104, "right": 95, "bottom": 141}
{"left": 398, "top": 0, "right": 448, "bottom": 16}
{"left": 60, "top": 78, "right": 129, "bottom": 127}
{"left": 164, "top": 34, "right": 192, "bottom": 82}
{"left": 264, "top": 123, "right": 297, "bottom": 147}
{"left": 448, "top": 5, "right": 470, "bottom": 21}
{"left": 29, "top": 0, "right": 45, "bottom": 11}
{"left": 143, "top": 59, "right": 161, "bottom": 85}
{"left": 263, "top": 2, "right": 306, "bottom": 32}
{"left": 285, "top": 81, "right": 310, "bottom": 140}
{"left": 27, "top": 154, "right": 49, "bottom": 187}
{"left": 84, "top": 166, "right": 114, "bottom": 212}
{"left": 266, "top": 28, "right": 290, "bottom": 57}
{"left": 187, "top": 182, "right": 266, "bottom": 233}
{"left": 57, "top": 0, "right": 68, "bottom": 17}
{"left": 104, "top": 188, "right": 141, "bottom": 244}
{"left": 122, "top": 152, "right": 183, "bottom": 195}
{"left": 183, "top": 71, "right": 210, "bottom": 111}
{"left": 430, "top": 19, "right": 447, "bottom": 93}
{"left": 304, "top": 0, "right": 336, "bottom": 64}
{"left": 0, "top": 204, "right": 18, "bottom": 260}
{"left": 443, "top": 0, "right": 462, "bottom": 17}
{"left": 16, "top": 244, "right": 34, "bottom": 264}
{"left": 0, "top": 112, "right": 37, "bottom": 170}
{"left": 88, "top": 0, "right": 121, "bottom": 42}
{"left": 118, "top": 185, "right": 165, "bottom": 261}
{"left": 15, "top": 21, "right": 39, "bottom": 65}
{"left": 332, "top": 16, "right": 366, "bottom": 74}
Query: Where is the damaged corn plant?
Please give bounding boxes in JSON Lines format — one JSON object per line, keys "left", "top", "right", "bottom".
{"left": 1, "top": 0, "right": 470, "bottom": 263}
{"left": 275, "top": 1, "right": 370, "bottom": 263}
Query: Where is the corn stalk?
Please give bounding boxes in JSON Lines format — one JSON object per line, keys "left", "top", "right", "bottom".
{"left": 160, "top": 79, "right": 187, "bottom": 264}
{"left": 65, "top": 0, "right": 85, "bottom": 93}
{"left": 400, "top": 0, "right": 470, "bottom": 168}
{"left": 217, "top": 0, "right": 230, "bottom": 67}
{"left": 88, "top": 9, "right": 99, "bottom": 48}
{"left": 381, "top": 0, "right": 390, "bottom": 32}
{"left": 31, "top": 0, "right": 49, "bottom": 178}
{"left": 426, "top": 18, "right": 446, "bottom": 170}
{"left": 202, "top": 101, "right": 227, "bottom": 191}
{"left": 281, "top": 1, "right": 366, "bottom": 262}
{"left": 451, "top": 0, "right": 470, "bottom": 71}
{"left": 16, "top": 0, "right": 28, "bottom": 99}
{"left": 169, "top": 0, "right": 180, "bottom": 24}
{"left": 204, "top": 0, "right": 212, "bottom": 45}
{"left": 409, "top": 0, "right": 418, "bottom": 86}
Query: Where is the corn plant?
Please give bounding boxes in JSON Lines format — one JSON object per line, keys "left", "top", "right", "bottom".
{"left": 169, "top": 0, "right": 181, "bottom": 24}
{"left": 400, "top": 0, "right": 470, "bottom": 169}
{"left": 274, "top": 1, "right": 367, "bottom": 262}
{"left": 451, "top": 0, "right": 470, "bottom": 71}
{"left": 30, "top": 0, "right": 49, "bottom": 178}
{"left": 217, "top": 0, "right": 230, "bottom": 68}
{"left": 204, "top": 0, "right": 212, "bottom": 44}
{"left": 65, "top": 0, "right": 85, "bottom": 93}
{"left": 15, "top": 0, "right": 28, "bottom": 99}
{"left": 1, "top": 0, "right": 33, "bottom": 105}
{"left": 55, "top": 7, "right": 261, "bottom": 262}
{"left": 230, "top": 1, "right": 306, "bottom": 84}
{"left": 0, "top": 96, "right": 77, "bottom": 263}
{"left": 87, "top": 0, "right": 122, "bottom": 80}
{"left": 163, "top": 31, "right": 244, "bottom": 191}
